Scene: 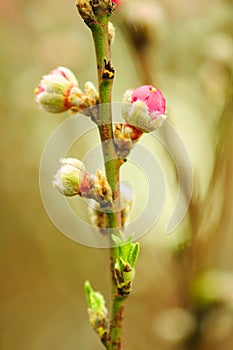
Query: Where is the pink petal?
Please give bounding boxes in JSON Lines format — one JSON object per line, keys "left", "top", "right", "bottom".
{"left": 131, "top": 85, "right": 166, "bottom": 114}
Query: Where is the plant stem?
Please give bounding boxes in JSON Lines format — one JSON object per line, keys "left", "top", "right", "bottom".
{"left": 91, "top": 21, "right": 120, "bottom": 197}
{"left": 110, "top": 295, "right": 126, "bottom": 350}
{"left": 90, "top": 19, "right": 126, "bottom": 349}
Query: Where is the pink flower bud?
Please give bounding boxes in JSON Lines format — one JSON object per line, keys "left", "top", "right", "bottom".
{"left": 49, "top": 66, "right": 78, "bottom": 85}
{"left": 131, "top": 85, "right": 166, "bottom": 114}
{"left": 34, "top": 67, "right": 83, "bottom": 113}
{"left": 122, "top": 85, "right": 167, "bottom": 132}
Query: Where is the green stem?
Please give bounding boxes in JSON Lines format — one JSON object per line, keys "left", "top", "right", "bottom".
{"left": 91, "top": 21, "right": 120, "bottom": 195}
{"left": 90, "top": 18, "right": 125, "bottom": 350}
{"left": 110, "top": 295, "right": 126, "bottom": 350}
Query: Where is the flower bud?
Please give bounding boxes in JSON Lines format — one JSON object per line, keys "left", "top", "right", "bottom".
{"left": 122, "top": 85, "right": 166, "bottom": 132}
{"left": 34, "top": 66, "right": 81, "bottom": 113}
{"left": 52, "top": 158, "right": 92, "bottom": 197}
{"left": 53, "top": 158, "right": 113, "bottom": 207}
{"left": 35, "top": 67, "right": 99, "bottom": 115}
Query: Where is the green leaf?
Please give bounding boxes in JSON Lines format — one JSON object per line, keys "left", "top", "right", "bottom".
{"left": 111, "top": 234, "right": 122, "bottom": 247}
{"left": 112, "top": 234, "right": 140, "bottom": 270}
{"left": 128, "top": 242, "right": 140, "bottom": 267}
{"left": 84, "top": 280, "right": 93, "bottom": 308}
{"left": 84, "top": 281, "right": 106, "bottom": 314}
{"left": 119, "top": 243, "right": 128, "bottom": 261}
{"left": 126, "top": 233, "right": 135, "bottom": 243}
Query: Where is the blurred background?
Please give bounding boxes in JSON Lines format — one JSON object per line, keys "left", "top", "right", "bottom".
{"left": 0, "top": 0, "right": 232, "bottom": 349}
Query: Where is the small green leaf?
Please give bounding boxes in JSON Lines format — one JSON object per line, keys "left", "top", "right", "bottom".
{"left": 129, "top": 242, "right": 140, "bottom": 267}
{"left": 126, "top": 233, "right": 135, "bottom": 243}
{"left": 111, "top": 234, "right": 122, "bottom": 246}
{"left": 84, "top": 280, "right": 93, "bottom": 308}
{"left": 84, "top": 281, "right": 107, "bottom": 314}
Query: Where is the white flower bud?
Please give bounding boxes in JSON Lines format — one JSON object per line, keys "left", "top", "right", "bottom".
{"left": 52, "top": 158, "right": 92, "bottom": 197}
{"left": 34, "top": 67, "right": 80, "bottom": 113}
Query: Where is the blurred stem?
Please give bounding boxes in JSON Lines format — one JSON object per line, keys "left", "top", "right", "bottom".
{"left": 192, "top": 83, "right": 233, "bottom": 264}
{"left": 90, "top": 18, "right": 125, "bottom": 350}
{"left": 119, "top": 19, "right": 155, "bottom": 85}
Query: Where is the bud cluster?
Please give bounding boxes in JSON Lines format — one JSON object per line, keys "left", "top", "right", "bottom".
{"left": 52, "top": 158, "right": 112, "bottom": 207}
{"left": 34, "top": 67, "right": 98, "bottom": 114}
{"left": 76, "top": 0, "right": 116, "bottom": 27}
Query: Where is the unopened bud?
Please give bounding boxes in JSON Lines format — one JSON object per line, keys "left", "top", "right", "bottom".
{"left": 122, "top": 85, "right": 167, "bottom": 133}
{"left": 34, "top": 66, "right": 81, "bottom": 113}
{"left": 52, "top": 158, "right": 92, "bottom": 197}
{"left": 35, "top": 67, "right": 99, "bottom": 115}
{"left": 53, "top": 159, "right": 113, "bottom": 207}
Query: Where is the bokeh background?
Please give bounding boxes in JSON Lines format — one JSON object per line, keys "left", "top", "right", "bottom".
{"left": 0, "top": 0, "right": 232, "bottom": 349}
